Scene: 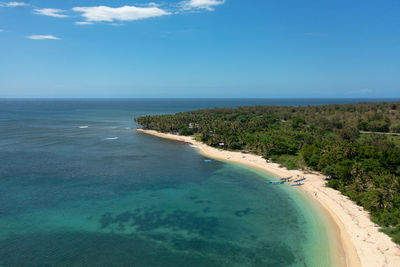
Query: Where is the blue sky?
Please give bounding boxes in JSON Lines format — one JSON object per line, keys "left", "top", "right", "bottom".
{"left": 1, "top": 0, "right": 400, "bottom": 98}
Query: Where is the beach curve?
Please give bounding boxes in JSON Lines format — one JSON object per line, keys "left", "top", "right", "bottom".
{"left": 137, "top": 129, "right": 400, "bottom": 267}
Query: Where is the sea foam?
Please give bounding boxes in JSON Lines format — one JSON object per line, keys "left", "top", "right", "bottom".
{"left": 104, "top": 137, "right": 119, "bottom": 140}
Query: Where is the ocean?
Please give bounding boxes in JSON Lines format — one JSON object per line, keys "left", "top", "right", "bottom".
{"left": 0, "top": 98, "right": 394, "bottom": 266}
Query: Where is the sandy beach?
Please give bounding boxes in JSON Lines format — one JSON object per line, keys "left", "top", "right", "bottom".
{"left": 138, "top": 129, "right": 400, "bottom": 267}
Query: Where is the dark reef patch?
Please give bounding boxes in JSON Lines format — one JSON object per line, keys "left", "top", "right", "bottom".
{"left": 0, "top": 231, "right": 298, "bottom": 267}
{"left": 98, "top": 208, "right": 219, "bottom": 238}
{"left": 234, "top": 208, "right": 252, "bottom": 217}
{"left": 202, "top": 207, "right": 211, "bottom": 213}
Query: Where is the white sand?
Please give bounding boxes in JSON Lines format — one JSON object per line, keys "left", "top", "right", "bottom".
{"left": 138, "top": 129, "right": 400, "bottom": 267}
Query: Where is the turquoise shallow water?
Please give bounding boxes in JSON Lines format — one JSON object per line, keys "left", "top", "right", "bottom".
{"left": 0, "top": 99, "right": 353, "bottom": 266}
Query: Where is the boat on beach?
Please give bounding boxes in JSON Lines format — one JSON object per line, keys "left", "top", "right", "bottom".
{"left": 293, "top": 177, "right": 306, "bottom": 183}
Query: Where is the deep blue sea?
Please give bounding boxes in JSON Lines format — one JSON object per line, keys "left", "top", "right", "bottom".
{"left": 0, "top": 98, "right": 395, "bottom": 266}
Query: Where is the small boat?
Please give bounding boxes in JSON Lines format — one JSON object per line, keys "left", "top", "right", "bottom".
{"left": 280, "top": 176, "right": 293, "bottom": 181}
{"left": 204, "top": 159, "right": 212, "bottom": 163}
{"left": 293, "top": 177, "right": 306, "bottom": 183}
{"left": 269, "top": 181, "right": 285, "bottom": 185}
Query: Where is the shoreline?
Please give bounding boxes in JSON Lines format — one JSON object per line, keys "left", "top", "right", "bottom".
{"left": 138, "top": 129, "right": 400, "bottom": 267}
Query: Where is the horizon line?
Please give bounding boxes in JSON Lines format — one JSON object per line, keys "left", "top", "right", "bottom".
{"left": 1, "top": 97, "right": 400, "bottom": 100}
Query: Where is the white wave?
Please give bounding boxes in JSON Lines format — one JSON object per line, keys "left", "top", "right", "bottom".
{"left": 79, "top": 126, "right": 89, "bottom": 129}
{"left": 104, "top": 137, "right": 119, "bottom": 140}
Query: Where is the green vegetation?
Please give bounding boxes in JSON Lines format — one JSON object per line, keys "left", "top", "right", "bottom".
{"left": 135, "top": 102, "right": 400, "bottom": 244}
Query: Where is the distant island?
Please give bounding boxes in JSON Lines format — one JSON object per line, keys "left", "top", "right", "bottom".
{"left": 136, "top": 102, "right": 400, "bottom": 265}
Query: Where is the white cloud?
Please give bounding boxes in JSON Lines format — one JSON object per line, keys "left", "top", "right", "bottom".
{"left": 75, "top": 21, "right": 93, "bottom": 25}
{"left": 33, "top": 8, "right": 69, "bottom": 18}
{"left": 72, "top": 5, "right": 170, "bottom": 23}
{"left": 182, "top": 0, "right": 225, "bottom": 11}
{"left": 27, "top": 35, "right": 60, "bottom": 40}
{"left": 0, "top": 1, "right": 27, "bottom": 7}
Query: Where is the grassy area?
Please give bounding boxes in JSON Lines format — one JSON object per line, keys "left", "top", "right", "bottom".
{"left": 382, "top": 226, "right": 400, "bottom": 244}
{"left": 270, "top": 154, "right": 304, "bottom": 170}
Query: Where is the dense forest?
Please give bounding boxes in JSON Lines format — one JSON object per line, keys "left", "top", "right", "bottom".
{"left": 135, "top": 102, "right": 400, "bottom": 244}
